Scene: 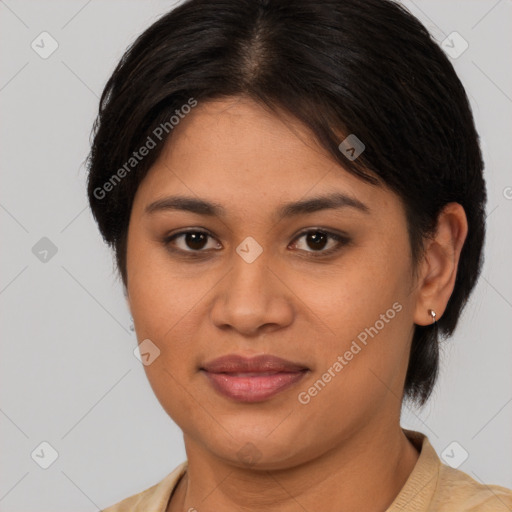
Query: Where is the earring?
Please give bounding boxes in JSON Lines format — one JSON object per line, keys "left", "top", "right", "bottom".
{"left": 428, "top": 309, "right": 437, "bottom": 325}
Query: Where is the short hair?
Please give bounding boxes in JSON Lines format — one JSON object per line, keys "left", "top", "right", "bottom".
{"left": 86, "top": 0, "right": 487, "bottom": 406}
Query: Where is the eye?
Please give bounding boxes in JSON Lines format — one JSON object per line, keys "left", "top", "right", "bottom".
{"left": 289, "top": 229, "right": 350, "bottom": 257}
{"left": 164, "top": 230, "right": 221, "bottom": 254}
{"left": 163, "top": 228, "right": 350, "bottom": 258}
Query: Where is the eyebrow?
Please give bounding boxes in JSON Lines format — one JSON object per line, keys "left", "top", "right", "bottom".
{"left": 145, "top": 192, "right": 370, "bottom": 219}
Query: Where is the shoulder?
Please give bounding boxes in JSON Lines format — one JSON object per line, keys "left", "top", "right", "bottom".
{"left": 389, "top": 430, "right": 512, "bottom": 512}
{"left": 433, "top": 463, "right": 512, "bottom": 512}
{"left": 100, "top": 461, "right": 187, "bottom": 512}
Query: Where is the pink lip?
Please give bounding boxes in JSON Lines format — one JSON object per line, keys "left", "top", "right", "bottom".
{"left": 201, "top": 354, "right": 309, "bottom": 403}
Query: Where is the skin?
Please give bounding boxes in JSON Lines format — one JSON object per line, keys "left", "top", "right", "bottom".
{"left": 125, "top": 96, "right": 468, "bottom": 512}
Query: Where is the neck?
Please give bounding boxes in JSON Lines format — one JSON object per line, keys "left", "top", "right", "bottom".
{"left": 168, "top": 422, "right": 420, "bottom": 512}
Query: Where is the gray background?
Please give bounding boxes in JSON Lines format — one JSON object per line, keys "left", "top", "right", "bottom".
{"left": 0, "top": 0, "right": 511, "bottom": 510}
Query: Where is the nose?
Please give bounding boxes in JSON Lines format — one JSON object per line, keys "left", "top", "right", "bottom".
{"left": 210, "top": 249, "right": 295, "bottom": 337}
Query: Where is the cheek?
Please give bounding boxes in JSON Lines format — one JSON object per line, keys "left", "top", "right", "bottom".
{"left": 126, "top": 227, "right": 199, "bottom": 338}
{"left": 126, "top": 233, "right": 215, "bottom": 392}
{"left": 295, "top": 235, "right": 414, "bottom": 402}
{"left": 128, "top": 269, "right": 209, "bottom": 430}
{"left": 128, "top": 271, "right": 209, "bottom": 392}
{"left": 303, "top": 235, "right": 412, "bottom": 345}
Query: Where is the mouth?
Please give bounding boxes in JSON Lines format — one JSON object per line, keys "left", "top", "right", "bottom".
{"left": 200, "top": 354, "right": 310, "bottom": 403}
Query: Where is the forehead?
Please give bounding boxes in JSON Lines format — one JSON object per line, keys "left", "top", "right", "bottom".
{"left": 133, "top": 96, "right": 400, "bottom": 220}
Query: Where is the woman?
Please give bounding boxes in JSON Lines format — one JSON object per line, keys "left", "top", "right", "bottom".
{"left": 87, "top": 0, "right": 512, "bottom": 510}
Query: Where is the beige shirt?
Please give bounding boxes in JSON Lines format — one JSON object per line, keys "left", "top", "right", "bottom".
{"left": 101, "top": 430, "right": 512, "bottom": 511}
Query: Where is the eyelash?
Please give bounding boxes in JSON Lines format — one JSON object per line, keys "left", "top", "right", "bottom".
{"left": 162, "top": 228, "right": 350, "bottom": 259}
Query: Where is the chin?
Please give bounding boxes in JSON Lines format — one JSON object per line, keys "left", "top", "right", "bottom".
{"left": 185, "top": 419, "right": 321, "bottom": 471}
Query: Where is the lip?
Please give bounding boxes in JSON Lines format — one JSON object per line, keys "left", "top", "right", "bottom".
{"left": 200, "top": 354, "right": 309, "bottom": 403}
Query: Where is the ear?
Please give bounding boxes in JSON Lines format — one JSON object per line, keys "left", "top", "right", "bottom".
{"left": 413, "top": 202, "right": 468, "bottom": 326}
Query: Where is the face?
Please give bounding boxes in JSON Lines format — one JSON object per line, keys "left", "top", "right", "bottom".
{"left": 126, "top": 96, "right": 421, "bottom": 469}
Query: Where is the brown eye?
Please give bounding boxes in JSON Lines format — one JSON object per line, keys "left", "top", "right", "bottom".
{"left": 164, "top": 230, "right": 221, "bottom": 253}
{"left": 181, "top": 232, "right": 209, "bottom": 250}
{"left": 290, "top": 229, "right": 350, "bottom": 257}
{"left": 304, "top": 231, "right": 329, "bottom": 250}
